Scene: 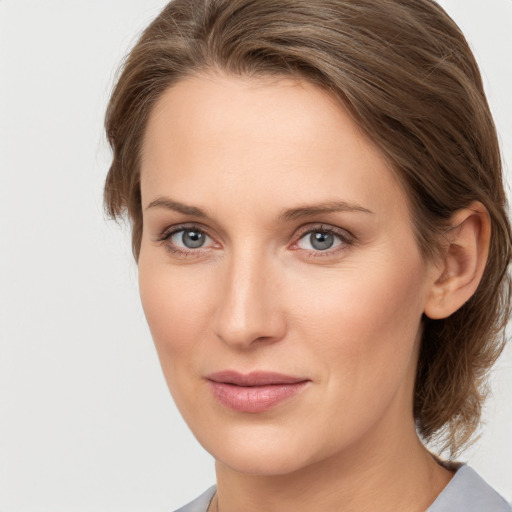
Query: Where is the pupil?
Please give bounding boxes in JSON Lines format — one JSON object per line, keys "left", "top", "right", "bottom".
{"left": 310, "top": 231, "right": 334, "bottom": 250}
{"left": 182, "top": 230, "right": 205, "bottom": 248}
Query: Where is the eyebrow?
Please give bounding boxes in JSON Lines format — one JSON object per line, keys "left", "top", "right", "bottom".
{"left": 277, "top": 201, "right": 374, "bottom": 221}
{"left": 145, "top": 197, "right": 208, "bottom": 217}
{"left": 145, "top": 197, "right": 374, "bottom": 220}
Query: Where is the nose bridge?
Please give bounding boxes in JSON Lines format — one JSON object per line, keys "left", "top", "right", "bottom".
{"left": 213, "top": 243, "right": 284, "bottom": 348}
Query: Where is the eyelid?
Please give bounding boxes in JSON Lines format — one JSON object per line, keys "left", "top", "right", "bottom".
{"left": 289, "top": 223, "right": 355, "bottom": 257}
{"left": 157, "top": 222, "right": 214, "bottom": 242}
{"left": 156, "top": 222, "right": 221, "bottom": 257}
{"left": 292, "top": 223, "right": 354, "bottom": 243}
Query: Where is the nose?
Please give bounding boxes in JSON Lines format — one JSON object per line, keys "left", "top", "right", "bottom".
{"left": 213, "top": 248, "right": 287, "bottom": 350}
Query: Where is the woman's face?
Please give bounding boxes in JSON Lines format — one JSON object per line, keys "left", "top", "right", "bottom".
{"left": 138, "top": 72, "right": 438, "bottom": 475}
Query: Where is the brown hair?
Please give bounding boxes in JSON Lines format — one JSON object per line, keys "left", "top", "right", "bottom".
{"left": 104, "top": 0, "right": 511, "bottom": 456}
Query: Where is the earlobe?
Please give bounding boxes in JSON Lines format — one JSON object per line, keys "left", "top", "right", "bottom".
{"left": 424, "top": 201, "right": 491, "bottom": 320}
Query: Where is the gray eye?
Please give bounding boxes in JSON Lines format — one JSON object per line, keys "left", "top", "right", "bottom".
{"left": 170, "top": 228, "right": 210, "bottom": 249}
{"left": 309, "top": 231, "right": 334, "bottom": 250}
{"left": 297, "top": 229, "right": 343, "bottom": 251}
{"left": 181, "top": 230, "right": 206, "bottom": 248}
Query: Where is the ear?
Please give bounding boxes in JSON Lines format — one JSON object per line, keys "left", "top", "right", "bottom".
{"left": 424, "top": 201, "right": 491, "bottom": 320}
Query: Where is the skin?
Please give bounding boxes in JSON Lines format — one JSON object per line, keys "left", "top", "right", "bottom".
{"left": 138, "top": 72, "right": 489, "bottom": 512}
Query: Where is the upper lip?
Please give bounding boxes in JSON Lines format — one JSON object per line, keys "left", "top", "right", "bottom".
{"left": 206, "top": 370, "right": 309, "bottom": 386}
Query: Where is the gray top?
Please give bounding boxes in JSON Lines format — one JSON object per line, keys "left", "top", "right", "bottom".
{"left": 426, "top": 465, "right": 510, "bottom": 512}
{"left": 173, "top": 465, "right": 510, "bottom": 512}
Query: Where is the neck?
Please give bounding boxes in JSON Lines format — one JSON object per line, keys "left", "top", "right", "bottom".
{"left": 214, "top": 417, "right": 453, "bottom": 512}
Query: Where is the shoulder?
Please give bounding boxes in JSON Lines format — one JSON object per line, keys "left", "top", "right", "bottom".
{"left": 171, "top": 485, "right": 216, "bottom": 512}
{"left": 171, "top": 468, "right": 510, "bottom": 512}
{"left": 427, "top": 465, "right": 510, "bottom": 512}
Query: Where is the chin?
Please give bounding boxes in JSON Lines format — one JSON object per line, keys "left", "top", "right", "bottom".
{"left": 197, "top": 421, "right": 328, "bottom": 476}
{"left": 214, "top": 443, "right": 314, "bottom": 476}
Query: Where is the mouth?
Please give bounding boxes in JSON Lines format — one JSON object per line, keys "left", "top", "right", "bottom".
{"left": 205, "top": 371, "right": 310, "bottom": 413}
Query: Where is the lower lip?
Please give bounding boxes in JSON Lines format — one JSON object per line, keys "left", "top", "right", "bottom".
{"left": 207, "top": 381, "right": 309, "bottom": 413}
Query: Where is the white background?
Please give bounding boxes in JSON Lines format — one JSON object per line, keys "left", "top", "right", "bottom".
{"left": 0, "top": 1, "right": 511, "bottom": 510}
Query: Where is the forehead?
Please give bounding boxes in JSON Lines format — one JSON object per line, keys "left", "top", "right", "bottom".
{"left": 142, "top": 72, "right": 368, "bottom": 160}
{"left": 140, "top": 72, "right": 408, "bottom": 220}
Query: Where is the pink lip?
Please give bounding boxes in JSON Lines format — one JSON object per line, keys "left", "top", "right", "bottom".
{"left": 206, "top": 371, "right": 310, "bottom": 413}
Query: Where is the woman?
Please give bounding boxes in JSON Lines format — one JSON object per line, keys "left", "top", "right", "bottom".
{"left": 103, "top": 0, "right": 511, "bottom": 510}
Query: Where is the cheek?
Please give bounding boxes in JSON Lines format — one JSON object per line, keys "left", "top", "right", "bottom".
{"left": 287, "top": 254, "right": 427, "bottom": 403}
{"left": 138, "top": 256, "right": 214, "bottom": 362}
{"left": 138, "top": 256, "right": 219, "bottom": 420}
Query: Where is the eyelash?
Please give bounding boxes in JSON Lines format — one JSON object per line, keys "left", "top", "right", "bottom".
{"left": 156, "top": 223, "right": 215, "bottom": 258}
{"left": 156, "top": 223, "right": 354, "bottom": 259}
{"left": 293, "top": 224, "right": 354, "bottom": 259}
